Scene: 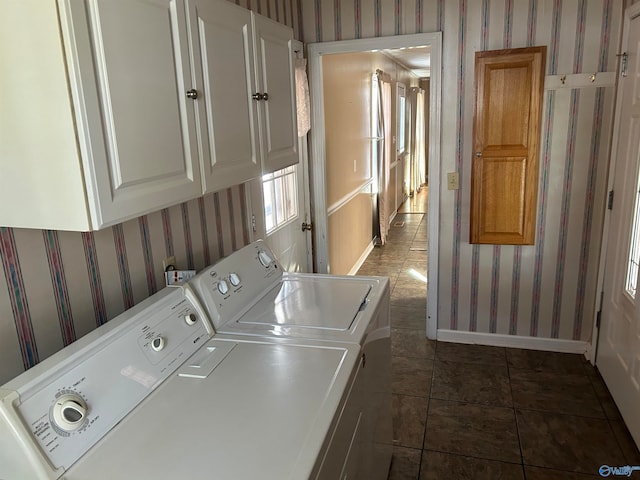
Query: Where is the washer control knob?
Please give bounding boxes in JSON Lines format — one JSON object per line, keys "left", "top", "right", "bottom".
{"left": 184, "top": 313, "right": 198, "bottom": 326}
{"left": 258, "top": 250, "right": 273, "bottom": 267}
{"left": 229, "top": 272, "right": 241, "bottom": 287}
{"left": 217, "top": 280, "right": 229, "bottom": 295}
{"left": 52, "top": 394, "right": 88, "bottom": 432}
{"left": 151, "top": 336, "right": 166, "bottom": 352}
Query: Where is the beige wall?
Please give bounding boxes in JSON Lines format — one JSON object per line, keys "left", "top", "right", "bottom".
{"left": 322, "top": 51, "right": 417, "bottom": 274}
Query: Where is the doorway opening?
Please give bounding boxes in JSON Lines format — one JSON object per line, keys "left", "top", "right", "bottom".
{"left": 307, "top": 32, "right": 441, "bottom": 338}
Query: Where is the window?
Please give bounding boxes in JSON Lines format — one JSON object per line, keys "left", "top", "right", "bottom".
{"left": 262, "top": 165, "right": 298, "bottom": 233}
{"left": 397, "top": 83, "right": 407, "bottom": 154}
{"left": 625, "top": 170, "right": 640, "bottom": 298}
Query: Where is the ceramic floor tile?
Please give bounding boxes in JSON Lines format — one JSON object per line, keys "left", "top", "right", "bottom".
{"left": 506, "top": 348, "right": 586, "bottom": 375}
{"left": 431, "top": 361, "right": 512, "bottom": 407}
{"left": 588, "top": 374, "right": 623, "bottom": 420}
{"left": 510, "top": 369, "right": 604, "bottom": 417}
{"left": 387, "top": 446, "right": 422, "bottom": 480}
{"left": 609, "top": 420, "right": 640, "bottom": 465}
{"left": 392, "top": 356, "right": 433, "bottom": 397}
{"left": 424, "top": 400, "right": 521, "bottom": 463}
{"left": 516, "top": 409, "right": 626, "bottom": 475}
{"left": 435, "top": 342, "right": 507, "bottom": 366}
{"left": 391, "top": 329, "right": 435, "bottom": 359}
{"left": 390, "top": 306, "right": 427, "bottom": 330}
{"left": 524, "top": 466, "right": 600, "bottom": 479}
{"left": 419, "top": 451, "right": 524, "bottom": 480}
{"left": 390, "top": 293, "right": 428, "bottom": 310}
{"left": 392, "top": 394, "right": 429, "bottom": 449}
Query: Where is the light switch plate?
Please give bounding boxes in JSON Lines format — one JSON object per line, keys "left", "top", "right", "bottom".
{"left": 447, "top": 172, "right": 459, "bottom": 190}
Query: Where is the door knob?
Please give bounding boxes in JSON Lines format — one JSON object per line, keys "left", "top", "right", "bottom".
{"left": 475, "top": 151, "right": 482, "bottom": 157}
{"left": 301, "top": 222, "right": 313, "bottom": 232}
{"left": 186, "top": 89, "right": 198, "bottom": 100}
{"left": 252, "top": 93, "right": 264, "bottom": 101}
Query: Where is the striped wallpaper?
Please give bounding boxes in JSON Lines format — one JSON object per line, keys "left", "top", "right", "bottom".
{"left": 302, "top": 0, "right": 624, "bottom": 342}
{"left": 0, "top": 0, "right": 301, "bottom": 385}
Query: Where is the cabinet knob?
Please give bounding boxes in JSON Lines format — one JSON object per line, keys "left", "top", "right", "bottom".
{"left": 252, "top": 92, "right": 264, "bottom": 101}
{"left": 186, "top": 89, "right": 198, "bottom": 100}
{"left": 262, "top": 92, "right": 269, "bottom": 101}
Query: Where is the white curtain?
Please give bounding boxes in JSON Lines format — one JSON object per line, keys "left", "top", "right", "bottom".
{"left": 374, "top": 71, "right": 392, "bottom": 245}
{"left": 409, "top": 87, "right": 426, "bottom": 194}
{"left": 295, "top": 58, "right": 311, "bottom": 136}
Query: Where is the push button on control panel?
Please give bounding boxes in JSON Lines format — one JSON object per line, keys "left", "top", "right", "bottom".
{"left": 217, "top": 280, "right": 229, "bottom": 295}
{"left": 258, "top": 250, "right": 273, "bottom": 267}
{"left": 229, "top": 273, "right": 240, "bottom": 287}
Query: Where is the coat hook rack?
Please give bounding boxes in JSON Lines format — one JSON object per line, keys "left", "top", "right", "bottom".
{"left": 545, "top": 71, "right": 615, "bottom": 90}
{"left": 590, "top": 73, "right": 597, "bottom": 82}
{"left": 560, "top": 75, "right": 566, "bottom": 85}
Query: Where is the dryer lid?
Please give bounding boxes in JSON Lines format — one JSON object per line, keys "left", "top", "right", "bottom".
{"left": 238, "top": 277, "right": 372, "bottom": 330}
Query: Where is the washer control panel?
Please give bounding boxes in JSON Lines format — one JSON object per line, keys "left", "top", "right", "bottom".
{"left": 2, "top": 288, "right": 209, "bottom": 474}
{"left": 188, "top": 240, "right": 282, "bottom": 328}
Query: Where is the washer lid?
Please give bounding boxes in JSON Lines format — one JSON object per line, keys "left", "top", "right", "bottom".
{"left": 238, "top": 277, "right": 372, "bottom": 330}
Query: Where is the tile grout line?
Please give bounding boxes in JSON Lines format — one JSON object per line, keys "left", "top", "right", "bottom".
{"left": 417, "top": 338, "right": 439, "bottom": 479}
{"left": 505, "top": 348, "right": 528, "bottom": 479}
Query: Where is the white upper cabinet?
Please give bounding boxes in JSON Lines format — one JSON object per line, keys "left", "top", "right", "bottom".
{"left": 187, "top": 0, "right": 298, "bottom": 192}
{"left": 252, "top": 13, "right": 299, "bottom": 174}
{"left": 0, "top": 0, "right": 298, "bottom": 231}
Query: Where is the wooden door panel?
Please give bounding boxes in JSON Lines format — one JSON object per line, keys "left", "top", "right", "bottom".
{"left": 484, "top": 63, "right": 531, "bottom": 150}
{"left": 477, "top": 157, "right": 526, "bottom": 241}
{"left": 470, "top": 47, "right": 545, "bottom": 245}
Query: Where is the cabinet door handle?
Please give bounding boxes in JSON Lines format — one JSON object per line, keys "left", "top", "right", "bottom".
{"left": 252, "top": 93, "right": 264, "bottom": 101}
{"left": 186, "top": 89, "right": 198, "bottom": 100}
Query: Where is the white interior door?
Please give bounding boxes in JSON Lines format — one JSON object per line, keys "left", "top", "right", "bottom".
{"left": 247, "top": 40, "right": 313, "bottom": 273}
{"left": 597, "top": 4, "right": 640, "bottom": 449}
{"left": 247, "top": 139, "right": 312, "bottom": 272}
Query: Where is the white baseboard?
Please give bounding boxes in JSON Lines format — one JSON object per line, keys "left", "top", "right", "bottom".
{"left": 436, "top": 329, "right": 589, "bottom": 354}
{"left": 347, "top": 241, "right": 375, "bottom": 275}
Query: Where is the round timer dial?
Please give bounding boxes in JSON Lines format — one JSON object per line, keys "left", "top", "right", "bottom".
{"left": 51, "top": 393, "right": 88, "bottom": 432}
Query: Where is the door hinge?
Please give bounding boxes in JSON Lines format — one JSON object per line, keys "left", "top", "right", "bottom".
{"left": 251, "top": 214, "right": 257, "bottom": 233}
{"left": 608, "top": 190, "right": 614, "bottom": 210}
{"left": 617, "top": 52, "right": 628, "bottom": 77}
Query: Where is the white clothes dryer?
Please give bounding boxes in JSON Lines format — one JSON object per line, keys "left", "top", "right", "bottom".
{"left": 0, "top": 287, "right": 364, "bottom": 480}
{"left": 186, "top": 240, "right": 393, "bottom": 479}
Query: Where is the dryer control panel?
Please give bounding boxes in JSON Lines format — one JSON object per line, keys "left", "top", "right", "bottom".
{"left": 187, "top": 240, "right": 284, "bottom": 328}
{"left": 0, "top": 287, "right": 211, "bottom": 480}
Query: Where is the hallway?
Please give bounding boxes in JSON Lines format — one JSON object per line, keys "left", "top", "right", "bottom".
{"left": 355, "top": 207, "right": 640, "bottom": 479}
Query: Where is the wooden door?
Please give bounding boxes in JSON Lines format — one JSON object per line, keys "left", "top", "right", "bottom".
{"left": 470, "top": 47, "right": 546, "bottom": 244}
{"left": 63, "top": 0, "right": 203, "bottom": 228}
{"left": 187, "top": 0, "right": 262, "bottom": 194}
{"left": 253, "top": 15, "right": 298, "bottom": 174}
{"left": 598, "top": 5, "right": 640, "bottom": 449}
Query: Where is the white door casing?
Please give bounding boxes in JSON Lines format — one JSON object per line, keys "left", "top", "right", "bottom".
{"left": 597, "top": 3, "right": 640, "bottom": 449}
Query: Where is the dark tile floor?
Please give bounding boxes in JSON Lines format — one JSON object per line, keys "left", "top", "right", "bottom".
{"left": 355, "top": 211, "right": 640, "bottom": 480}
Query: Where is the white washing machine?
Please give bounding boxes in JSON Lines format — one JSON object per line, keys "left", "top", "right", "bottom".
{"left": 0, "top": 286, "right": 364, "bottom": 479}
{"left": 186, "top": 240, "right": 393, "bottom": 479}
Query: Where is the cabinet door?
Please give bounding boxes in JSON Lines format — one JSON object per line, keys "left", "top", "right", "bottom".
{"left": 470, "top": 47, "right": 545, "bottom": 244}
{"left": 187, "top": 0, "right": 262, "bottom": 194}
{"left": 61, "top": 0, "right": 202, "bottom": 228}
{"left": 253, "top": 15, "right": 299, "bottom": 174}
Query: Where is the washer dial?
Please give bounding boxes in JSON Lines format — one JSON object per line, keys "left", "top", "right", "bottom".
{"left": 52, "top": 394, "right": 88, "bottom": 432}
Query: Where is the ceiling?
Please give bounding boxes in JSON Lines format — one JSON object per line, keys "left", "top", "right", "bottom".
{"left": 381, "top": 46, "right": 431, "bottom": 78}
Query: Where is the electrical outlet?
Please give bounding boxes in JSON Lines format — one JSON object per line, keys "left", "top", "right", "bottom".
{"left": 163, "top": 256, "right": 176, "bottom": 272}
{"left": 447, "top": 172, "right": 459, "bottom": 190}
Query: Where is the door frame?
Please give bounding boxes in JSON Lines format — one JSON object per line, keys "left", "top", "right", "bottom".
{"left": 307, "top": 32, "right": 442, "bottom": 339}
{"left": 589, "top": 2, "right": 640, "bottom": 364}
